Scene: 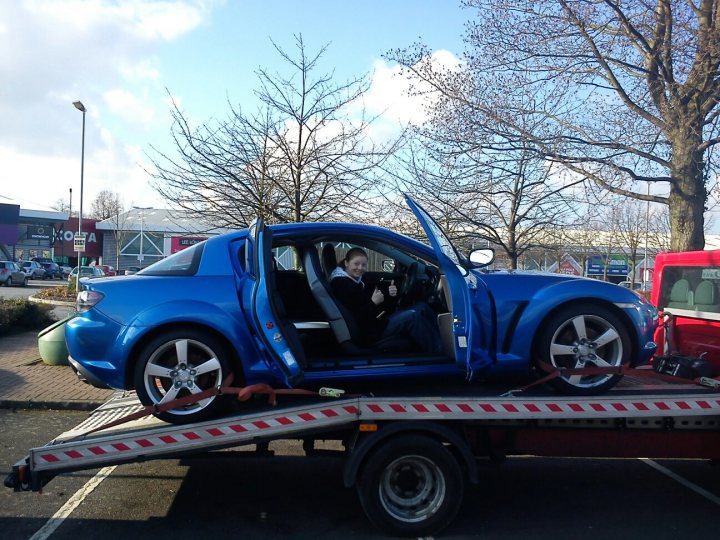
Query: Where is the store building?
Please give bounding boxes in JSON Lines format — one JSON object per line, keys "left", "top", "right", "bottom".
{"left": 0, "top": 196, "right": 69, "bottom": 261}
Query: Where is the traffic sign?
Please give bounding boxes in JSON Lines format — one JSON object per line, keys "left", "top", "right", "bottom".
{"left": 73, "top": 233, "right": 86, "bottom": 252}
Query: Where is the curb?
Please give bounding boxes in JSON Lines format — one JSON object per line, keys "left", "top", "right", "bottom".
{"left": 28, "top": 296, "right": 75, "bottom": 307}
{"left": 0, "top": 399, "right": 108, "bottom": 411}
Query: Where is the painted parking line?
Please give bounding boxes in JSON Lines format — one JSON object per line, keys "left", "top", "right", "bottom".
{"left": 29, "top": 466, "right": 117, "bottom": 540}
{"left": 640, "top": 458, "right": 720, "bottom": 506}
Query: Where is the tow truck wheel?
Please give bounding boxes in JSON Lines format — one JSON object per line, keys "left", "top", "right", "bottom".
{"left": 357, "top": 435, "right": 464, "bottom": 537}
{"left": 133, "top": 329, "right": 233, "bottom": 424}
{"left": 534, "top": 304, "right": 631, "bottom": 395}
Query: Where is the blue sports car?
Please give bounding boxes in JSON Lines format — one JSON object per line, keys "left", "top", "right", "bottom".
{"left": 66, "top": 196, "right": 658, "bottom": 424}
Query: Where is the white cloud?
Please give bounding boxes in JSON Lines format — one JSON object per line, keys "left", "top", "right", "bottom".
{"left": 357, "top": 50, "right": 463, "bottom": 142}
{"left": 0, "top": 0, "right": 217, "bottom": 209}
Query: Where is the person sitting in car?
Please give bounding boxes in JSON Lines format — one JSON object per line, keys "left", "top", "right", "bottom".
{"left": 330, "top": 247, "right": 443, "bottom": 353}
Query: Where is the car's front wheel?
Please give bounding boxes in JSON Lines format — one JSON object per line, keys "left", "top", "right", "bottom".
{"left": 533, "top": 304, "right": 631, "bottom": 395}
{"left": 133, "top": 329, "right": 235, "bottom": 424}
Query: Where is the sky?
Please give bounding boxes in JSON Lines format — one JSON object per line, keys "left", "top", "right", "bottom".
{"left": 0, "top": 0, "right": 470, "bottom": 213}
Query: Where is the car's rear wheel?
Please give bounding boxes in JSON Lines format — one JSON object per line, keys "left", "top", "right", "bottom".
{"left": 133, "top": 329, "right": 235, "bottom": 424}
{"left": 533, "top": 304, "right": 631, "bottom": 395}
{"left": 6, "top": 277, "right": 12, "bottom": 287}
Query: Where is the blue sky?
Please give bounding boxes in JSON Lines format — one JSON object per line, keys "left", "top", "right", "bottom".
{"left": 0, "top": 0, "right": 470, "bottom": 212}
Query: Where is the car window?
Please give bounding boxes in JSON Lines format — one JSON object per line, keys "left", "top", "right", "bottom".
{"left": 139, "top": 241, "right": 205, "bottom": 276}
{"left": 658, "top": 265, "right": 720, "bottom": 310}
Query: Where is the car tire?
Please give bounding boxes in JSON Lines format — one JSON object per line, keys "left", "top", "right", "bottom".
{"left": 357, "top": 435, "right": 464, "bottom": 537}
{"left": 533, "top": 304, "right": 631, "bottom": 395}
{"left": 22, "top": 276, "right": 28, "bottom": 287}
{"left": 133, "top": 329, "right": 236, "bottom": 424}
{"left": 6, "top": 277, "right": 12, "bottom": 287}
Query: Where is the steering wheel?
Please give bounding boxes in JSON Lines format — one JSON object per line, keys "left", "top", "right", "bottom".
{"left": 399, "top": 262, "right": 419, "bottom": 299}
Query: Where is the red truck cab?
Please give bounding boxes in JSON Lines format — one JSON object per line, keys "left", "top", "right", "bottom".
{"left": 652, "top": 250, "right": 720, "bottom": 375}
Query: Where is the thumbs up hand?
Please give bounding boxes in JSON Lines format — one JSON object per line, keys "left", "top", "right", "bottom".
{"left": 388, "top": 279, "right": 397, "bottom": 297}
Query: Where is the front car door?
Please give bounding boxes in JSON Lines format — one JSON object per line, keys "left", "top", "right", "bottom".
{"left": 245, "top": 218, "right": 304, "bottom": 386}
{"left": 405, "top": 196, "right": 493, "bottom": 379}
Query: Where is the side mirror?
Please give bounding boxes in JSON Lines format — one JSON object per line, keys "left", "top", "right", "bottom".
{"left": 469, "top": 248, "right": 495, "bottom": 267}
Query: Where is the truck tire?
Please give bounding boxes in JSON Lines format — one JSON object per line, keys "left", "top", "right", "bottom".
{"left": 357, "top": 435, "right": 464, "bottom": 536}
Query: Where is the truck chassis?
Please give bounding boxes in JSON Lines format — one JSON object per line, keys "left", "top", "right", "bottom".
{"left": 6, "top": 380, "right": 720, "bottom": 536}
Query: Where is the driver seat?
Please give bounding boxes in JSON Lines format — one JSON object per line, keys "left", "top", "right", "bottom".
{"left": 303, "top": 247, "right": 410, "bottom": 355}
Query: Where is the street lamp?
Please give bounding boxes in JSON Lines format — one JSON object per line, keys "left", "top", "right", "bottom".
{"left": 73, "top": 101, "right": 86, "bottom": 292}
{"left": 133, "top": 206, "right": 153, "bottom": 268}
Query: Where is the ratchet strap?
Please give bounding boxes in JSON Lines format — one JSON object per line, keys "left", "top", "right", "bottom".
{"left": 502, "top": 359, "right": 720, "bottom": 396}
{"left": 73, "top": 374, "right": 346, "bottom": 439}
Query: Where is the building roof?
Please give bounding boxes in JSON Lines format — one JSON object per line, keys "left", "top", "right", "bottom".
{"left": 0, "top": 195, "right": 68, "bottom": 222}
{"left": 95, "top": 208, "right": 229, "bottom": 234}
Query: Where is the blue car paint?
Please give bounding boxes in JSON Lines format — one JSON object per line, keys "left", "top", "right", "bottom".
{"left": 65, "top": 208, "right": 658, "bottom": 394}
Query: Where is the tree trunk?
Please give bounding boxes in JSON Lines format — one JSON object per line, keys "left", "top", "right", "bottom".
{"left": 668, "top": 134, "right": 706, "bottom": 252}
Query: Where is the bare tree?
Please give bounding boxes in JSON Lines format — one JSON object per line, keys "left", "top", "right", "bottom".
{"left": 89, "top": 190, "right": 123, "bottom": 221}
{"left": 149, "top": 35, "right": 398, "bottom": 227}
{"left": 51, "top": 197, "right": 72, "bottom": 215}
{"left": 389, "top": 0, "right": 720, "bottom": 251}
{"left": 609, "top": 198, "right": 647, "bottom": 282}
{"left": 385, "top": 85, "right": 577, "bottom": 269}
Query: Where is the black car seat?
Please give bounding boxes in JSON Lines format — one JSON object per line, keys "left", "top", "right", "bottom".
{"left": 303, "top": 246, "right": 410, "bottom": 355}
{"left": 321, "top": 243, "right": 337, "bottom": 277}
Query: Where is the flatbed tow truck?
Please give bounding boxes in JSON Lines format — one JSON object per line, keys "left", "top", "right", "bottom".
{"left": 5, "top": 375, "right": 720, "bottom": 536}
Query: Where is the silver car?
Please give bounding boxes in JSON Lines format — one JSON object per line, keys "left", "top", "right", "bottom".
{"left": 20, "top": 261, "right": 46, "bottom": 279}
{"left": 0, "top": 261, "right": 29, "bottom": 287}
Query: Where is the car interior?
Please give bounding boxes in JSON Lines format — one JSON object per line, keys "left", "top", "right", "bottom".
{"left": 263, "top": 236, "right": 456, "bottom": 372}
{"left": 660, "top": 266, "right": 720, "bottom": 313}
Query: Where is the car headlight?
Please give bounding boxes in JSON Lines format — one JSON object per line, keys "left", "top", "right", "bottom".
{"left": 76, "top": 290, "right": 105, "bottom": 312}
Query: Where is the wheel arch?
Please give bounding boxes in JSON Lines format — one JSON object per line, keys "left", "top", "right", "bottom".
{"left": 528, "top": 298, "right": 640, "bottom": 361}
{"left": 123, "top": 322, "right": 244, "bottom": 388}
{"left": 343, "top": 421, "right": 478, "bottom": 488}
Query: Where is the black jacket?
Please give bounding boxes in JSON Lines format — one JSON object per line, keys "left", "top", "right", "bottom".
{"left": 330, "top": 275, "right": 387, "bottom": 344}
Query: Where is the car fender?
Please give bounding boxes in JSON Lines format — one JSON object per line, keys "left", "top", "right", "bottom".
{"left": 119, "top": 299, "right": 261, "bottom": 383}
{"left": 503, "top": 280, "right": 639, "bottom": 362}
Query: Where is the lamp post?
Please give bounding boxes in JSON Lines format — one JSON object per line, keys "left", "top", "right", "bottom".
{"left": 133, "top": 206, "right": 153, "bottom": 268}
{"left": 72, "top": 101, "right": 86, "bottom": 292}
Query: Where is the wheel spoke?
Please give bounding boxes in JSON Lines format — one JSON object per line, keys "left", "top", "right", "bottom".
{"left": 145, "top": 363, "right": 174, "bottom": 379}
{"left": 158, "top": 385, "right": 181, "bottom": 404}
{"left": 194, "top": 357, "right": 221, "bottom": 376}
{"left": 571, "top": 316, "right": 587, "bottom": 340}
{"left": 594, "top": 328, "right": 620, "bottom": 348}
{"left": 550, "top": 343, "right": 577, "bottom": 356}
{"left": 174, "top": 339, "right": 189, "bottom": 365}
{"left": 589, "top": 355, "right": 612, "bottom": 368}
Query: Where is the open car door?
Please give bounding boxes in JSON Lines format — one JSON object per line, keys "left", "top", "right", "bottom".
{"left": 245, "top": 218, "right": 304, "bottom": 386}
{"left": 405, "top": 195, "right": 494, "bottom": 379}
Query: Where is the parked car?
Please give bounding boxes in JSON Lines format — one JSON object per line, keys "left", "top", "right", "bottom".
{"left": 39, "top": 262, "right": 61, "bottom": 280}
{"left": 60, "top": 265, "right": 72, "bottom": 279}
{"left": 618, "top": 281, "right": 652, "bottom": 293}
{"left": 67, "top": 266, "right": 106, "bottom": 283}
{"left": 0, "top": 261, "right": 28, "bottom": 287}
{"left": 124, "top": 266, "right": 141, "bottom": 276}
{"left": 98, "top": 264, "right": 117, "bottom": 277}
{"left": 20, "top": 261, "right": 46, "bottom": 279}
{"left": 65, "top": 196, "right": 659, "bottom": 424}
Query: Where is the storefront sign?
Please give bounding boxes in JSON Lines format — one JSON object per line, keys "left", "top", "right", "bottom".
{"left": 27, "top": 225, "right": 52, "bottom": 240}
{"left": 171, "top": 236, "right": 206, "bottom": 253}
